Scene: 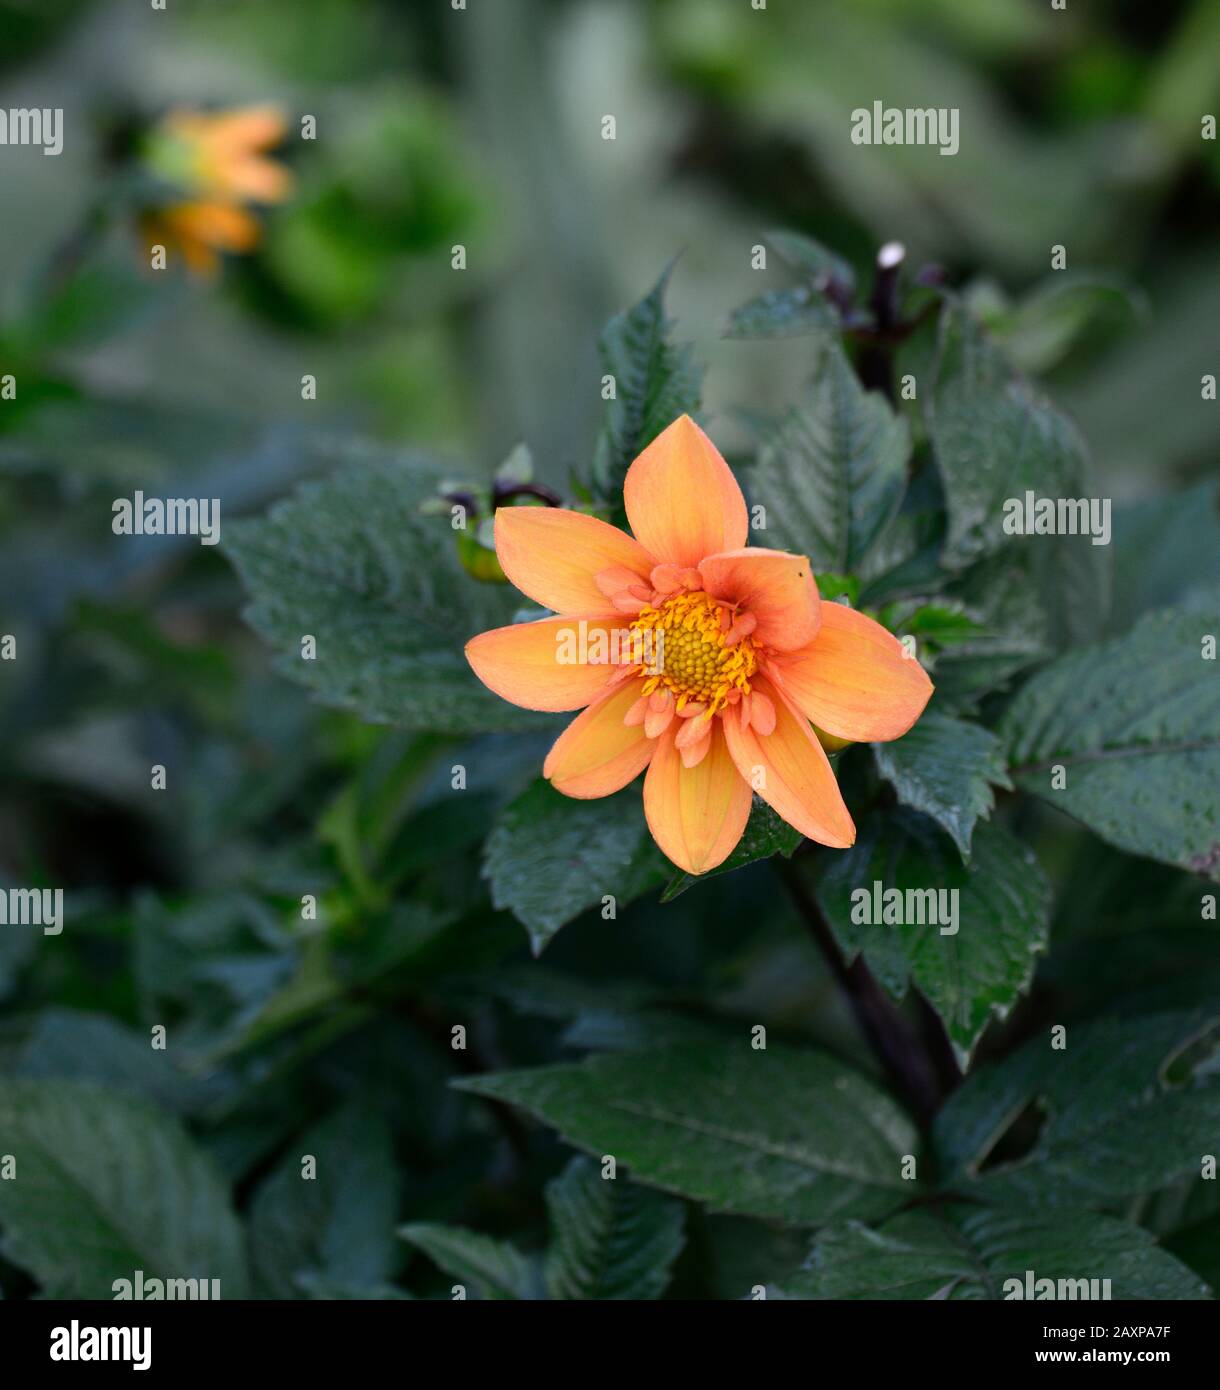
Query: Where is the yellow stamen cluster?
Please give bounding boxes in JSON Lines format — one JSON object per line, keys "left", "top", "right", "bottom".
{"left": 631, "top": 590, "right": 756, "bottom": 715}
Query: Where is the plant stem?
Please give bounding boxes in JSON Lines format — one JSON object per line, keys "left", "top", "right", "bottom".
{"left": 777, "top": 856, "right": 951, "bottom": 1129}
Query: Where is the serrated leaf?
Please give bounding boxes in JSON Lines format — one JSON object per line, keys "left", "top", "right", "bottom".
{"left": 0, "top": 1080, "right": 248, "bottom": 1298}
{"left": 765, "top": 229, "right": 856, "bottom": 294}
{"left": 929, "top": 303, "right": 1092, "bottom": 571}
{"left": 544, "top": 1155, "right": 685, "bottom": 1300}
{"left": 400, "top": 1223, "right": 539, "bottom": 1300}
{"left": 224, "top": 454, "right": 533, "bottom": 734}
{"left": 591, "top": 263, "right": 703, "bottom": 500}
{"left": 661, "top": 797, "right": 801, "bottom": 901}
{"left": 723, "top": 286, "right": 837, "bottom": 340}
{"left": 930, "top": 550, "right": 1049, "bottom": 707}
{"left": 816, "top": 814, "right": 1049, "bottom": 1062}
{"left": 249, "top": 1101, "right": 400, "bottom": 1299}
{"left": 1003, "top": 607, "right": 1220, "bottom": 879}
{"left": 753, "top": 339, "right": 909, "bottom": 573}
{"left": 873, "top": 711, "right": 1011, "bottom": 859}
{"left": 775, "top": 1205, "right": 1208, "bottom": 1300}
{"left": 455, "top": 1040, "right": 919, "bottom": 1225}
{"left": 935, "top": 1008, "right": 1220, "bottom": 1208}
{"left": 483, "top": 779, "right": 666, "bottom": 953}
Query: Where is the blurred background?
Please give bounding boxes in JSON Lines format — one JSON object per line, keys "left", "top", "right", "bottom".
{"left": 0, "top": 0, "right": 1218, "bottom": 1299}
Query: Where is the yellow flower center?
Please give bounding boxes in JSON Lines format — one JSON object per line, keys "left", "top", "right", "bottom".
{"left": 630, "top": 590, "right": 756, "bottom": 714}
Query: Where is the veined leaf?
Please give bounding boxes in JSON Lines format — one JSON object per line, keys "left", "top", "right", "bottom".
{"left": 0, "top": 1081, "right": 248, "bottom": 1298}
{"left": 591, "top": 263, "right": 703, "bottom": 501}
{"left": 929, "top": 303, "right": 1094, "bottom": 570}
{"left": 544, "top": 1156, "right": 685, "bottom": 1300}
{"left": 456, "top": 1040, "right": 919, "bottom": 1225}
{"left": 753, "top": 338, "right": 909, "bottom": 573}
{"left": 483, "top": 779, "right": 666, "bottom": 953}
{"left": 400, "top": 1223, "right": 539, "bottom": 1300}
{"left": 774, "top": 1205, "right": 1208, "bottom": 1300}
{"left": 224, "top": 453, "right": 534, "bottom": 734}
{"left": 873, "top": 710, "right": 1011, "bottom": 860}
{"left": 935, "top": 1008, "right": 1220, "bottom": 1207}
{"left": 1003, "top": 607, "right": 1220, "bottom": 879}
{"left": 724, "top": 286, "right": 838, "bottom": 340}
{"left": 816, "top": 814, "right": 1049, "bottom": 1062}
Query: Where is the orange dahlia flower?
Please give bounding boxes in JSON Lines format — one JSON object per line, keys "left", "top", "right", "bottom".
{"left": 142, "top": 105, "right": 293, "bottom": 275}
{"left": 158, "top": 105, "right": 294, "bottom": 205}
{"left": 466, "top": 416, "right": 932, "bottom": 876}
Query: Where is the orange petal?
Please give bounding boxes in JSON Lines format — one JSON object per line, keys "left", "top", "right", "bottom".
{"left": 222, "top": 155, "right": 294, "bottom": 203}
{"left": 644, "top": 691, "right": 676, "bottom": 739}
{"left": 770, "top": 603, "right": 933, "bottom": 743}
{"left": 495, "top": 507, "right": 654, "bottom": 615}
{"left": 644, "top": 722, "right": 752, "bottom": 874}
{"left": 749, "top": 690, "right": 776, "bottom": 736}
{"left": 623, "top": 415, "right": 748, "bottom": 569}
{"left": 723, "top": 675, "right": 854, "bottom": 848}
{"left": 465, "top": 615, "right": 630, "bottom": 712}
{"left": 205, "top": 105, "right": 289, "bottom": 151}
{"left": 544, "top": 677, "right": 656, "bottom": 798}
{"left": 166, "top": 200, "right": 261, "bottom": 253}
{"left": 699, "top": 548, "right": 820, "bottom": 652}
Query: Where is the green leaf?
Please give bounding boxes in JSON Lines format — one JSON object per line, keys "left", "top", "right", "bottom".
{"left": 982, "top": 272, "right": 1146, "bottom": 375}
{"left": 929, "top": 303, "right": 1093, "bottom": 570}
{"left": 723, "top": 286, "right": 837, "bottom": 340}
{"left": 930, "top": 550, "right": 1049, "bottom": 706}
{"left": 249, "top": 1101, "right": 401, "bottom": 1299}
{"left": 884, "top": 601, "right": 984, "bottom": 651}
{"left": 661, "top": 797, "right": 802, "bottom": 901}
{"left": 400, "top": 1223, "right": 539, "bottom": 1300}
{"left": 591, "top": 263, "right": 703, "bottom": 500}
{"left": 1109, "top": 480, "right": 1220, "bottom": 635}
{"left": 752, "top": 338, "right": 909, "bottom": 573}
{"left": 816, "top": 815, "right": 1049, "bottom": 1062}
{"left": 815, "top": 572, "right": 860, "bottom": 606}
{"left": 295, "top": 1274, "right": 414, "bottom": 1299}
{"left": 483, "top": 779, "right": 666, "bottom": 953}
{"left": 544, "top": 1155, "right": 685, "bottom": 1300}
{"left": 224, "top": 452, "right": 533, "bottom": 734}
{"left": 1003, "top": 607, "right": 1220, "bottom": 879}
{"left": 775, "top": 1205, "right": 1209, "bottom": 1300}
{"left": 873, "top": 711, "right": 1011, "bottom": 860}
{"left": 15, "top": 1009, "right": 195, "bottom": 1113}
{"left": 0, "top": 1081, "right": 248, "bottom": 1298}
{"left": 935, "top": 1008, "right": 1220, "bottom": 1208}
{"left": 455, "top": 1040, "right": 919, "bottom": 1224}
{"left": 766, "top": 229, "right": 856, "bottom": 295}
